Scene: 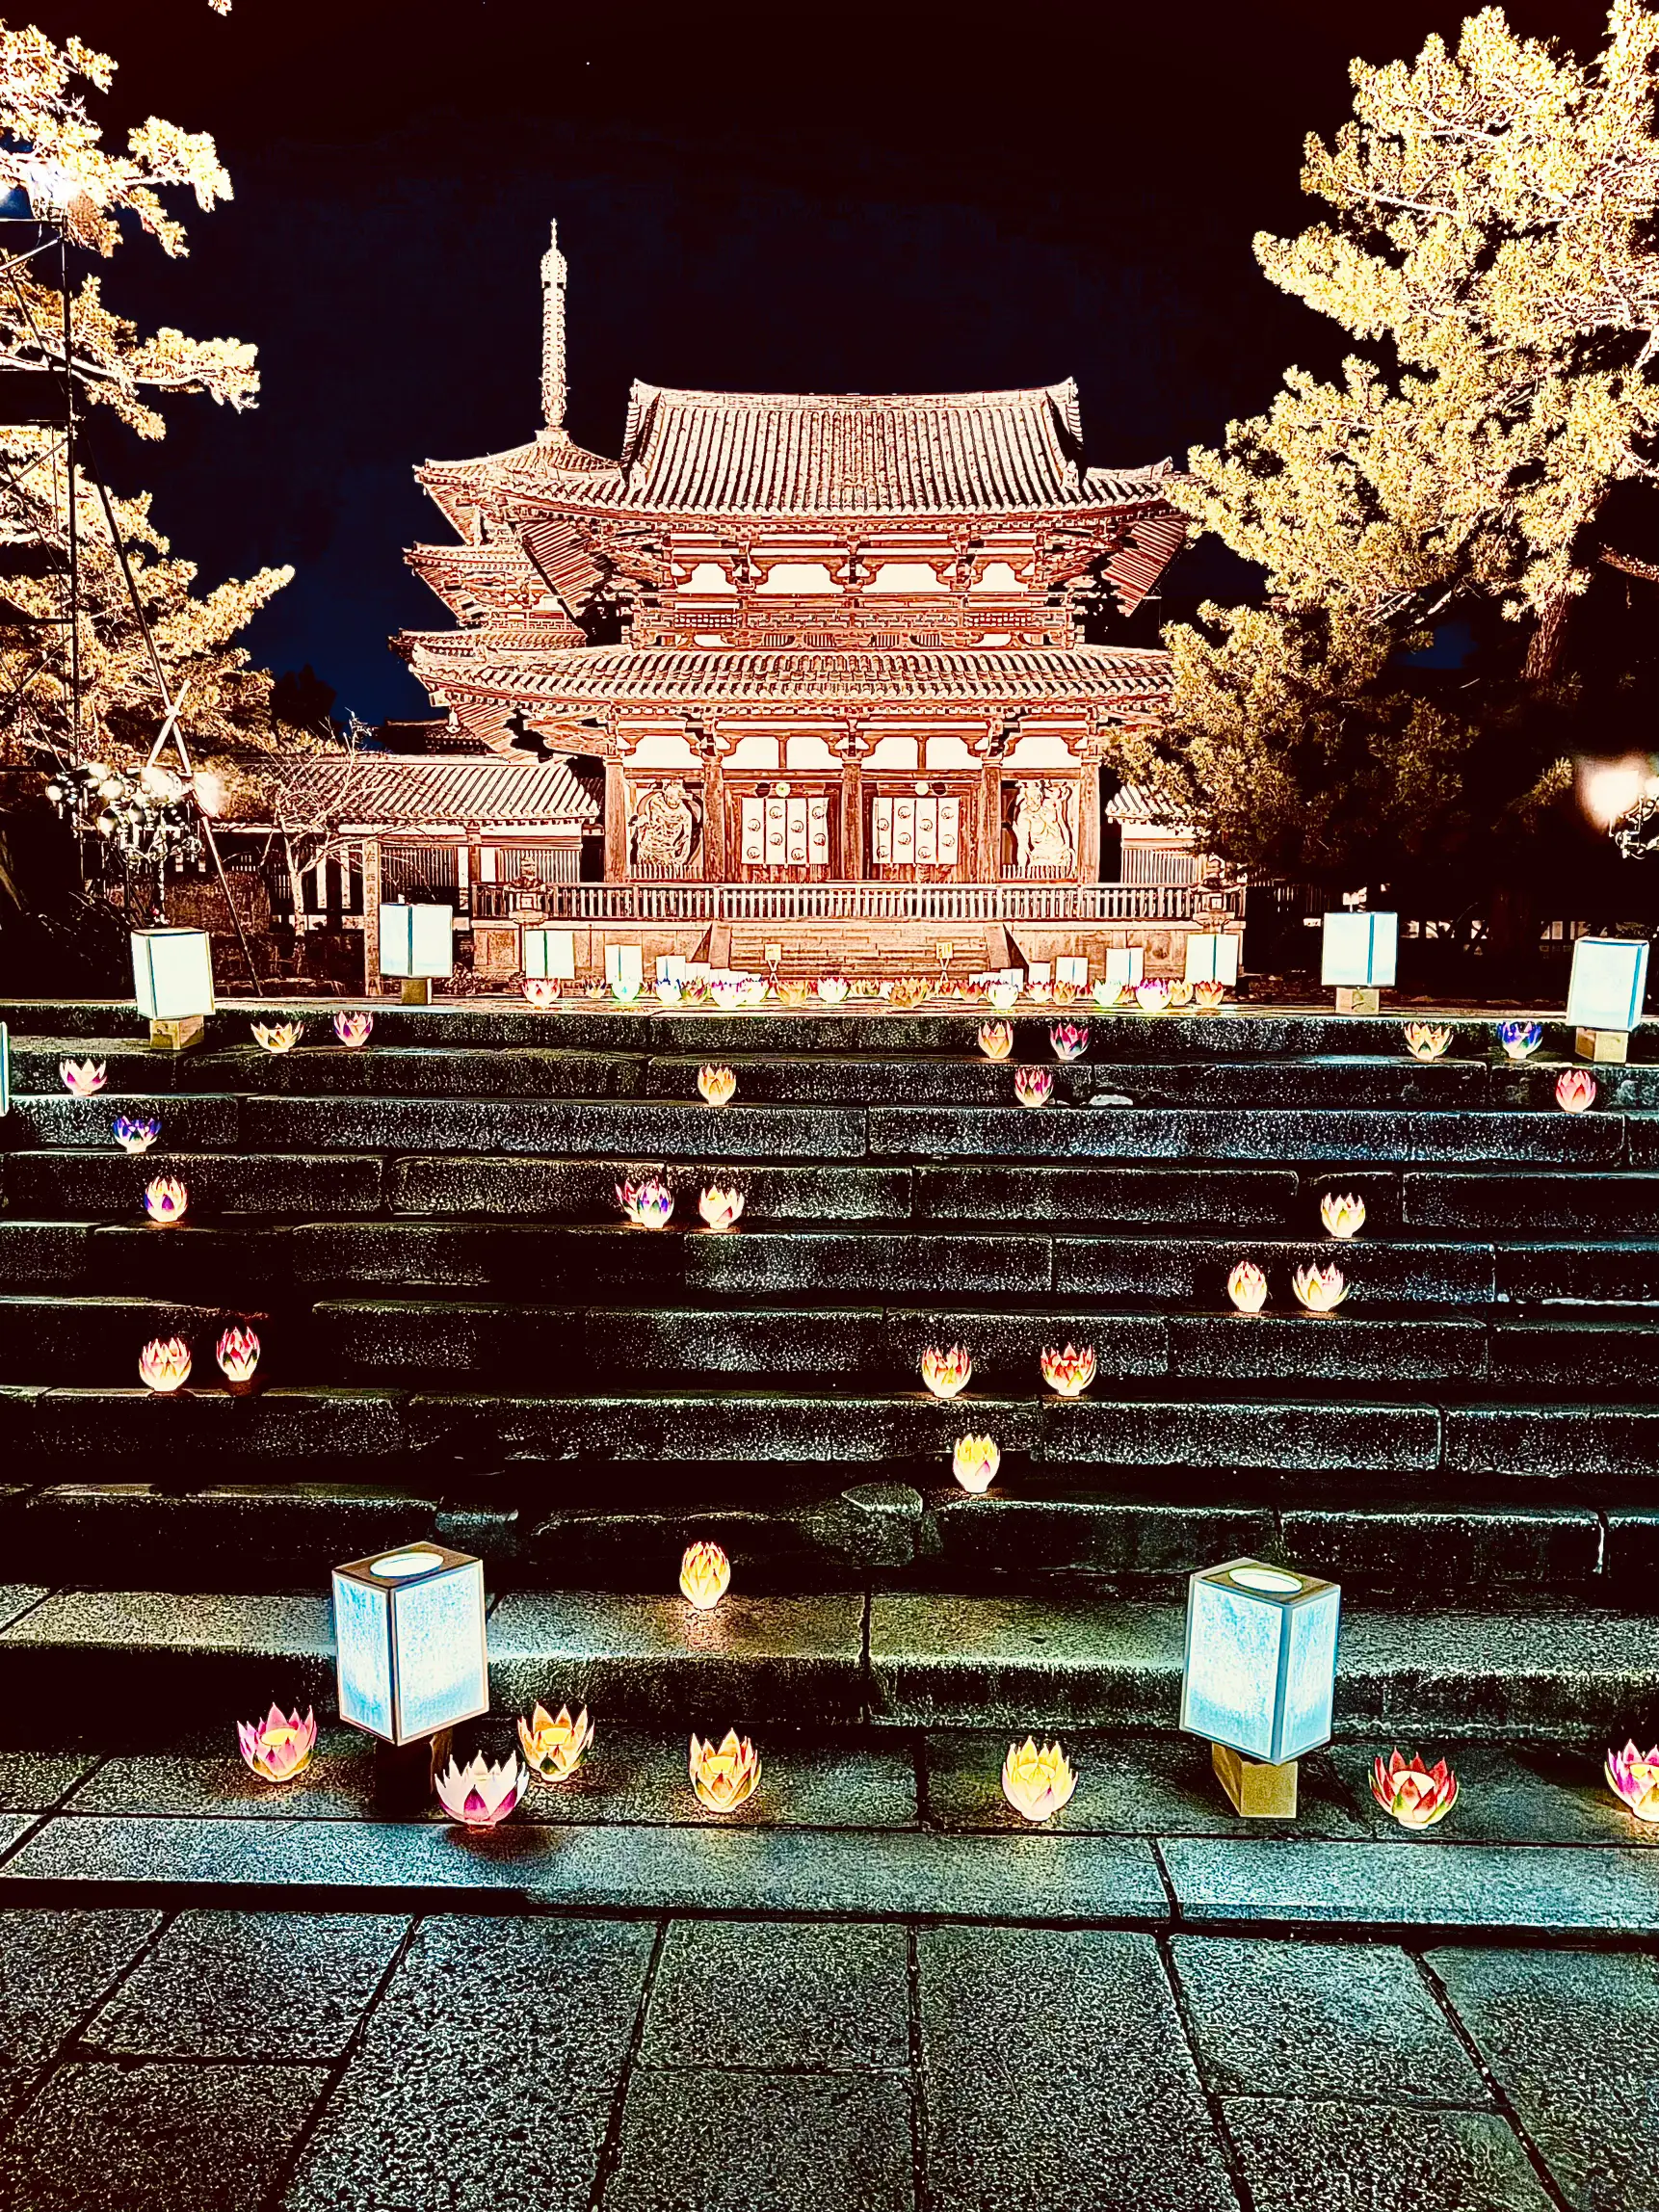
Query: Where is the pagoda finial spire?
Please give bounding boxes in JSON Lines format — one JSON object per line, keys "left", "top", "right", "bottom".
{"left": 540, "top": 220, "right": 567, "bottom": 433}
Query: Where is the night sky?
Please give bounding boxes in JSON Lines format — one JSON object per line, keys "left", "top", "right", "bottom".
{"left": 35, "top": 0, "right": 1619, "bottom": 722}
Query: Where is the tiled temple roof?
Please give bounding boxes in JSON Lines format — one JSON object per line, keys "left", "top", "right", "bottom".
{"left": 257, "top": 752, "right": 598, "bottom": 830}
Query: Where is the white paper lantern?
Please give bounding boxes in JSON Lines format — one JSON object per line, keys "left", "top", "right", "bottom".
{"left": 332, "top": 1541, "right": 488, "bottom": 1746}
{"left": 379, "top": 903, "right": 454, "bottom": 980}
{"left": 1179, "top": 1557, "right": 1341, "bottom": 1765}
{"left": 1183, "top": 933, "right": 1241, "bottom": 987}
{"left": 1103, "top": 947, "right": 1145, "bottom": 988}
{"left": 131, "top": 928, "right": 215, "bottom": 1020}
{"left": 523, "top": 927, "right": 577, "bottom": 982}
{"left": 1320, "top": 911, "right": 1398, "bottom": 988}
{"left": 1566, "top": 935, "right": 1648, "bottom": 1034}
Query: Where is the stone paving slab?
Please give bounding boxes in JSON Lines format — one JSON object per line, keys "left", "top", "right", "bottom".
{"left": 1220, "top": 2100, "right": 1553, "bottom": 2212}
{"left": 0, "top": 1906, "right": 159, "bottom": 2114}
{"left": 602, "top": 2068, "right": 914, "bottom": 2212}
{"left": 639, "top": 1919, "right": 909, "bottom": 2071}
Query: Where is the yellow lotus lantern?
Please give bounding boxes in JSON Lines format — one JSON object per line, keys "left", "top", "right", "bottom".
{"left": 1319, "top": 1192, "right": 1366, "bottom": 1240}
{"left": 144, "top": 1174, "right": 189, "bottom": 1227}
{"left": 236, "top": 1703, "right": 317, "bottom": 1783}
{"left": 1040, "top": 1343, "right": 1096, "bottom": 1398}
{"left": 1403, "top": 1021, "right": 1453, "bottom": 1062}
{"left": 139, "top": 1335, "right": 192, "bottom": 1393}
{"left": 920, "top": 1344, "right": 973, "bottom": 1400}
{"left": 1167, "top": 980, "right": 1194, "bottom": 1008}
{"left": 1001, "top": 1737, "right": 1078, "bottom": 1823}
{"left": 698, "top": 1186, "right": 745, "bottom": 1234}
{"left": 689, "top": 1727, "right": 761, "bottom": 1812}
{"left": 679, "top": 1540, "right": 731, "bottom": 1611}
{"left": 1292, "top": 1261, "right": 1348, "bottom": 1314}
{"left": 1226, "top": 1260, "right": 1269, "bottom": 1314}
{"left": 250, "top": 1020, "right": 303, "bottom": 1053}
{"left": 977, "top": 1021, "right": 1014, "bottom": 1062}
{"left": 952, "top": 1435, "right": 1001, "bottom": 1494}
{"left": 698, "top": 1064, "right": 737, "bottom": 1107}
{"left": 1193, "top": 980, "right": 1227, "bottom": 1012}
{"left": 517, "top": 1701, "right": 594, "bottom": 1784}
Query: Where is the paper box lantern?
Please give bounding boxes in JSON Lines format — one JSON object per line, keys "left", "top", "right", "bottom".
{"left": 1566, "top": 935, "right": 1648, "bottom": 1035}
{"left": 1103, "top": 947, "right": 1145, "bottom": 988}
{"left": 1055, "top": 956, "right": 1089, "bottom": 988}
{"left": 1320, "top": 912, "right": 1397, "bottom": 988}
{"left": 1184, "top": 933, "right": 1241, "bottom": 987}
{"left": 1180, "top": 1557, "right": 1341, "bottom": 1765}
{"left": 131, "top": 928, "right": 215, "bottom": 1019}
{"left": 379, "top": 904, "right": 454, "bottom": 980}
{"left": 605, "top": 942, "right": 644, "bottom": 991}
{"left": 332, "top": 1541, "right": 488, "bottom": 1746}
{"left": 523, "top": 927, "right": 576, "bottom": 982}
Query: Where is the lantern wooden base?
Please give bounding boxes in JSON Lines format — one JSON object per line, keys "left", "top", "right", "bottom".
{"left": 400, "top": 978, "right": 431, "bottom": 1006}
{"left": 1332, "top": 988, "right": 1380, "bottom": 1015}
{"left": 373, "top": 1727, "right": 453, "bottom": 1816}
{"left": 1212, "top": 1741, "right": 1299, "bottom": 1818}
{"left": 1575, "top": 1026, "right": 1629, "bottom": 1064}
{"left": 146, "top": 1014, "right": 205, "bottom": 1051}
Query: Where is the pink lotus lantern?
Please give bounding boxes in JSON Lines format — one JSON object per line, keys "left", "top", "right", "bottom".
{"left": 1040, "top": 1343, "right": 1096, "bottom": 1398}
{"left": 698, "top": 1186, "right": 745, "bottom": 1234}
{"left": 1605, "top": 1741, "right": 1659, "bottom": 1822}
{"left": 1135, "top": 978, "right": 1172, "bottom": 1014}
{"left": 1556, "top": 1067, "right": 1597, "bottom": 1114}
{"left": 679, "top": 1540, "right": 731, "bottom": 1611}
{"left": 1001, "top": 1738, "right": 1078, "bottom": 1823}
{"left": 1049, "top": 1022, "right": 1090, "bottom": 1063}
{"left": 215, "top": 1326, "right": 261, "bottom": 1393}
{"left": 144, "top": 1174, "right": 189, "bottom": 1227}
{"left": 1226, "top": 1260, "right": 1269, "bottom": 1314}
{"left": 139, "top": 1335, "right": 192, "bottom": 1393}
{"left": 60, "top": 1059, "right": 105, "bottom": 1096}
{"left": 522, "top": 978, "right": 561, "bottom": 1010}
{"left": 978, "top": 1021, "right": 1014, "bottom": 1062}
{"left": 617, "top": 1177, "right": 674, "bottom": 1229}
{"left": 816, "top": 976, "right": 850, "bottom": 1004}
{"left": 251, "top": 1020, "right": 303, "bottom": 1053}
{"left": 114, "top": 1115, "right": 161, "bottom": 1155}
{"left": 518, "top": 1702, "right": 594, "bottom": 1784}
{"left": 1292, "top": 1260, "right": 1348, "bottom": 1313}
{"left": 434, "top": 1751, "right": 529, "bottom": 1829}
{"left": 952, "top": 1435, "right": 1001, "bottom": 1493}
{"left": 1091, "top": 980, "right": 1124, "bottom": 1010}
{"left": 333, "top": 1011, "right": 374, "bottom": 1048}
{"left": 1404, "top": 1022, "right": 1453, "bottom": 1063}
{"left": 689, "top": 1728, "right": 761, "bottom": 1813}
{"left": 921, "top": 1344, "right": 973, "bottom": 1401}
{"left": 1194, "top": 980, "right": 1227, "bottom": 1012}
{"left": 1370, "top": 1749, "right": 1459, "bottom": 1830}
{"left": 697, "top": 1064, "right": 737, "bottom": 1106}
{"left": 1320, "top": 1192, "right": 1366, "bottom": 1240}
{"left": 1014, "top": 1066, "right": 1054, "bottom": 1109}
{"left": 237, "top": 1704, "right": 317, "bottom": 1784}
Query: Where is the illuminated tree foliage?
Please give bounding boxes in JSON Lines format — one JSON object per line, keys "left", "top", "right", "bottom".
{"left": 1164, "top": 2, "right": 1659, "bottom": 895}
{"left": 0, "top": 15, "right": 291, "bottom": 764}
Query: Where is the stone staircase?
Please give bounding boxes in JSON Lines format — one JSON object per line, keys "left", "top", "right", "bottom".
{"left": 2, "top": 996, "right": 1658, "bottom": 1774}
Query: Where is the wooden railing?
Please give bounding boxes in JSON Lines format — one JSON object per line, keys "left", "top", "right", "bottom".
{"left": 487, "top": 881, "right": 1241, "bottom": 924}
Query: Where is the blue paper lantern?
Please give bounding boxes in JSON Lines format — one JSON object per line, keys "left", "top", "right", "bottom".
{"left": 332, "top": 1541, "right": 488, "bottom": 1745}
{"left": 1180, "top": 1557, "right": 1341, "bottom": 1765}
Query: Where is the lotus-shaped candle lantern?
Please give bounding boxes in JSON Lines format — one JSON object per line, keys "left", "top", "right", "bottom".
{"left": 1370, "top": 1749, "right": 1459, "bottom": 1830}
{"left": 679, "top": 1540, "right": 731, "bottom": 1611}
{"left": 517, "top": 1701, "right": 594, "bottom": 1784}
{"left": 139, "top": 1335, "right": 192, "bottom": 1393}
{"left": 434, "top": 1751, "right": 529, "bottom": 1829}
{"left": 1194, "top": 979, "right": 1227, "bottom": 1012}
{"left": 742, "top": 975, "right": 769, "bottom": 1007}
{"left": 1167, "top": 980, "right": 1194, "bottom": 1007}
{"left": 689, "top": 1728, "right": 761, "bottom": 1813}
{"left": 709, "top": 975, "right": 748, "bottom": 1011}
{"left": 952, "top": 1435, "right": 1001, "bottom": 1494}
{"left": 617, "top": 1177, "right": 674, "bottom": 1229}
{"left": 1040, "top": 1343, "right": 1096, "bottom": 1399}
{"left": 611, "top": 975, "right": 643, "bottom": 1005}
{"left": 698, "top": 1064, "right": 737, "bottom": 1107}
{"left": 522, "top": 978, "right": 561, "bottom": 1010}
{"left": 887, "top": 977, "right": 932, "bottom": 1011}
{"left": 1001, "top": 1737, "right": 1078, "bottom": 1823}
{"left": 777, "top": 981, "right": 811, "bottom": 1008}
{"left": 921, "top": 1344, "right": 973, "bottom": 1401}
{"left": 1292, "top": 1260, "right": 1348, "bottom": 1314}
{"left": 1320, "top": 1192, "right": 1366, "bottom": 1240}
{"left": 114, "top": 1115, "right": 161, "bottom": 1155}
{"left": 1049, "top": 1022, "right": 1089, "bottom": 1063}
{"left": 1226, "top": 1260, "right": 1269, "bottom": 1314}
{"left": 1404, "top": 1022, "right": 1453, "bottom": 1062}
{"left": 1052, "top": 980, "right": 1078, "bottom": 1006}
{"left": 1014, "top": 1066, "right": 1054, "bottom": 1109}
{"left": 1024, "top": 982, "right": 1054, "bottom": 1007}
{"left": 60, "top": 1058, "right": 105, "bottom": 1096}
{"left": 655, "top": 979, "right": 683, "bottom": 1006}
{"left": 988, "top": 982, "right": 1020, "bottom": 1013}
{"left": 237, "top": 1703, "right": 317, "bottom": 1784}
{"left": 333, "top": 1012, "right": 374, "bottom": 1048}
{"left": 1556, "top": 1067, "right": 1597, "bottom": 1114}
{"left": 215, "top": 1325, "right": 261, "bottom": 1392}
{"left": 251, "top": 1020, "right": 302, "bottom": 1054}
{"left": 698, "top": 1185, "right": 745, "bottom": 1234}
{"left": 1605, "top": 1741, "right": 1659, "bottom": 1822}
{"left": 1135, "top": 978, "right": 1172, "bottom": 1014}
{"left": 144, "top": 1174, "right": 189, "bottom": 1227}
{"left": 1498, "top": 1019, "right": 1543, "bottom": 1060}
{"left": 978, "top": 1021, "right": 1014, "bottom": 1061}
{"left": 1091, "top": 980, "right": 1124, "bottom": 1010}
{"left": 679, "top": 974, "right": 711, "bottom": 1004}
{"left": 816, "top": 975, "right": 850, "bottom": 1004}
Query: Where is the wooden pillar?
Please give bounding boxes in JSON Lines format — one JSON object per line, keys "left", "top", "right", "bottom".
{"left": 839, "top": 740, "right": 864, "bottom": 880}
{"left": 1075, "top": 756, "right": 1100, "bottom": 883}
{"left": 698, "top": 730, "right": 724, "bottom": 881}
{"left": 360, "top": 837, "right": 382, "bottom": 993}
{"left": 603, "top": 756, "right": 627, "bottom": 882}
{"left": 979, "top": 737, "right": 1007, "bottom": 882}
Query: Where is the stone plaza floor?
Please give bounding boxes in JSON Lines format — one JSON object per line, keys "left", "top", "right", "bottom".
{"left": 0, "top": 1904, "right": 1655, "bottom": 2211}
